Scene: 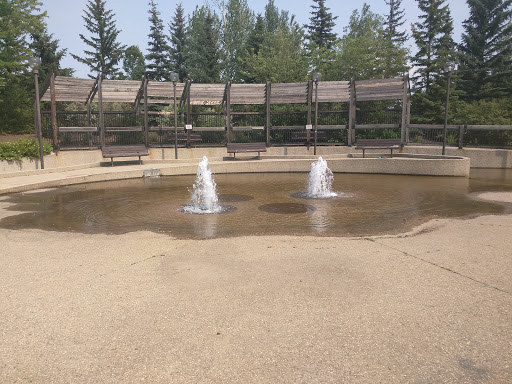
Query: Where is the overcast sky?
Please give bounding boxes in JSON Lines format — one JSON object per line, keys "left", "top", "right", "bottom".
{"left": 41, "top": 0, "right": 470, "bottom": 78}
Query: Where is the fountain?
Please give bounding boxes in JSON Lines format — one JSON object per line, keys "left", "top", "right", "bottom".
{"left": 306, "top": 157, "right": 338, "bottom": 198}
{"left": 182, "top": 156, "right": 223, "bottom": 214}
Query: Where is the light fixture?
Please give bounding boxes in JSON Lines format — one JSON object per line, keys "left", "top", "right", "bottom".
{"left": 28, "top": 57, "right": 41, "bottom": 72}
{"left": 170, "top": 72, "right": 179, "bottom": 82}
{"left": 444, "top": 62, "right": 455, "bottom": 74}
{"left": 312, "top": 72, "right": 322, "bottom": 82}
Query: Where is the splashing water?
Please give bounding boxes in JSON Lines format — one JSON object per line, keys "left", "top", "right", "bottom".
{"left": 183, "top": 156, "right": 222, "bottom": 214}
{"left": 307, "top": 157, "right": 338, "bottom": 198}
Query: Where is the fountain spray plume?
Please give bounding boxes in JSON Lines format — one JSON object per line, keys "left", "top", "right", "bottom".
{"left": 307, "top": 157, "right": 338, "bottom": 198}
{"left": 186, "top": 156, "right": 222, "bottom": 214}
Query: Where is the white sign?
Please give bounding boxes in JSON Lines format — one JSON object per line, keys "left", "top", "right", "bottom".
{"left": 185, "top": 124, "right": 192, "bottom": 130}
{"left": 305, "top": 124, "right": 313, "bottom": 130}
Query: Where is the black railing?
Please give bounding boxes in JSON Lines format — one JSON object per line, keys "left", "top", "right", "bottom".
{"left": 40, "top": 111, "right": 512, "bottom": 150}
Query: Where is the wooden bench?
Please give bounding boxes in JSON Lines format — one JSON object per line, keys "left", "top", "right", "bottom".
{"left": 101, "top": 145, "right": 149, "bottom": 166}
{"left": 355, "top": 139, "right": 402, "bottom": 158}
{"left": 226, "top": 142, "right": 267, "bottom": 159}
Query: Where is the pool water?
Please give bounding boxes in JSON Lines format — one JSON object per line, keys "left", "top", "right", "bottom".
{"left": 1, "top": 170, "right": 511, "bottom": 239}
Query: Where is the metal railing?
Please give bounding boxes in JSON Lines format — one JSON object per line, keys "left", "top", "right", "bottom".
{"left": 40, "top": 111, "right": 512, "bottom": 150}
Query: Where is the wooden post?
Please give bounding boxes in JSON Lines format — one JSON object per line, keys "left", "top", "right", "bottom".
{"left": 50, "top": 72, "right": 58, "bottom": 149}
{"left": 459, "top": 125, "right": 465, "bottom": 149}
{"left": 173, "top": 79, "right": 178, "bottom": 159}
{"left": 226, "top": 81, "right": 231, "bottom": 144}
{"left": 33, "top": 69, "right": 44, "bottom": 169}
{"left": 314, "top": 79, "right": 319, "bottom": 156}
{"left": 406, "top": 94, "right": 411, "bottom": 143}
{"left": 143, "top": 77, "right": 149, "bottom": 146}
{"left": 348, "top": 78, "right": 356, "bottom": 146}
{"left": 98, "top": 75, "right": 105, "bottom": 148}
{"left": 401, "top": 73, "right": 408, "bottom": 146}
{"left": 266, "top": 81, "right": 271, "bottom": 147}
{"left": 186, "top": 80, "right": 191, "bottom": 147}
{"left": 307, "top": 79, "right": 312, "bottom": 147}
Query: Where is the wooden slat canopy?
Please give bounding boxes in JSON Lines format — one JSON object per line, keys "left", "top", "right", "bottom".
{"left": 144, "top": 81, "right": 186, "bottom": 104}
{"left": 91, "top": 79, "right": 141, "bottom": 103}
{"left": 188, "top": 83, "right": 226, "bottom": 104}
{"left": 230, "top": 83, "right": 266, "bottom": 104}
{"left": 40, "top": 77, "right": 96, "bottom": 102}
{"left": 270, "top": 82, "right": 308, "bottom": 104}
{"left": 355, "top": 78, "right": 405, "bottom": 101}
{"left": 316, "top": 81, "right": 351, "bottom": 103}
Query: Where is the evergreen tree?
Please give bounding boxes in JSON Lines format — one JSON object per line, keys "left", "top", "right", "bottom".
{"left": 411, "top": 0, "right": 456, "bottom": 123}
{"left": 384, "top": 0, "right": 407, "bottom": 45}
{"left": 264, "top": 0, "right": 280, "bottom": 34}
{"left": 458, "top": 0, "right": 512, "bottom": 101}
{"left": 187, "top": 5, "right": 221, "bottom": 83}
{"left": 241, "top": 14, "right": 266, "bottom": 82}
{"left": 169, "top": 3, "right": 188, "bottom": 81}
{"left": 146, "top": 0, "right": 171, "bottom": 81}
{"left": 305, "top": 0, "right": 338, "bottom": 49}
{"left": 0, "top": 0, "right": 46, "bottom": 133}
{"left": 122, "top": 45, "right": 146, "bottom": 80}
{"left": 30, "top": 27, "right": 74, "bottom": 79}
{"left": 411, "top": 0, "right": 455, "bottom": 94}
{"left": 71, "top": 0, "right": 126, "bottom": 78}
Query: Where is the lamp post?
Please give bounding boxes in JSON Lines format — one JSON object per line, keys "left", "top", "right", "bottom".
{"left": 28, "top": 57, "right": 44, "bottom": 169}
{"left": 312, "top": 72, "right": 321, "bottom": 156}
{"left": 442, "top": 62, "right": 455, "bottom": 156}
{"left": 170, "top": 72, "right": 179, "bottom": 159}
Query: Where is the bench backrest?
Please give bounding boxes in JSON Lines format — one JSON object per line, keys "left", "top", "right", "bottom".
{"left": 227, "top": 142, "right": 266, "bottom": 150}
{"left": 356, "top": 139, "right": 401, "bottom": 146}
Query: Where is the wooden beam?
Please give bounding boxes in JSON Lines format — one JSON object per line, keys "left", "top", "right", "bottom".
{"left": 50, "top": 72, "right": 58, "bottom": 148}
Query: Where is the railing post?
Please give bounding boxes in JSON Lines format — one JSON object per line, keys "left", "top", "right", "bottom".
{"left": 307, "top": 79, "right": 312, "bottom": 148}
{"left": 459, "top": 125, "right": 465, "bottom": 149}
{"left": 98, "top": 75, "right": 105, "bottom": 148}
{"left": 226, "top": 80, "right": 231, "bottom": 144}
{"left": 266, "top": 81, "right": 271, "bottom": 147}
{"left": 401, "top": 73, "right": 408, "bottom": 146}
{"left": 143, "top": 77, "right": 148, "bottom": 147}
{"left": 50, "top": 71, "right": 58, "bottom": 149}
{"left": 348, "top": 78, "right": 355, "bottom": 146}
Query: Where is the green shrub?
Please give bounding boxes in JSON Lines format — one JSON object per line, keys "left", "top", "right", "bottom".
{"left": 0, "top": 139, "right": 53, "bottom": 161}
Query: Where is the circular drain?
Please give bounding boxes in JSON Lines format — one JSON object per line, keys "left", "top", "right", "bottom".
{"left": 218, "top": 194, "right": 254, "bottom": 203}
{"left": 258, "top": 203, "right": 316, "bottom": 214}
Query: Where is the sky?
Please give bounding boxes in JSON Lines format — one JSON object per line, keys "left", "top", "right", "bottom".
{"left": 40, "top": 0, "right": 470, "bottom": 78}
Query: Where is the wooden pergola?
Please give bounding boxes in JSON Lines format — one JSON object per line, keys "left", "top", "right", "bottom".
{"left": 39, "top": 73, "right": 410, "bottom": 149}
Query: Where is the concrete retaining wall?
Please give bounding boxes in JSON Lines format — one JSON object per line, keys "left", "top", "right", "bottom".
{"left": 0, "top": 145, "right": 507, "bottom": 175}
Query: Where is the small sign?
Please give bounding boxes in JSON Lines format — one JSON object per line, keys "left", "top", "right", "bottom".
{"left": 305, "top": 124, "right": 313, "bottom": 130}
{"left": 185, "top": 124, "right": 192, "bottom": 130}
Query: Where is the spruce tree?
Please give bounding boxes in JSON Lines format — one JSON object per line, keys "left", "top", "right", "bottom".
{"left": 146, "top": 0, "right": 171, "bottom": 81}
{"left": 411, "top": 0, "right": 456, "bottom": 123}
{"left": 71, "top": 0, "right": 126, "bottom": 78}
{"left": 169, "top": 3, "right": 188, "bottom": 82}
{"left": 411, "top": 0, "right": 455, "bottom": 94}
{"left": 187, "top": 6, "right": 221, "bottom": 83}
{"left": 458, "top": 0, "right": 512, "bottom": 100}
{"left": 30, "top": 27, "right": 74, "bottom": 79}
{"left": 384, "top": 0, "right": 407, "bottom": 45}
{"left": 305, "top": 0, "right": 338, "bottom": 49}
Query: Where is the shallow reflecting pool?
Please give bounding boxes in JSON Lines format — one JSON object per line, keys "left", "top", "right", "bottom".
{"left": 1, "top": 170, "right": 511, "bottom": 239}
